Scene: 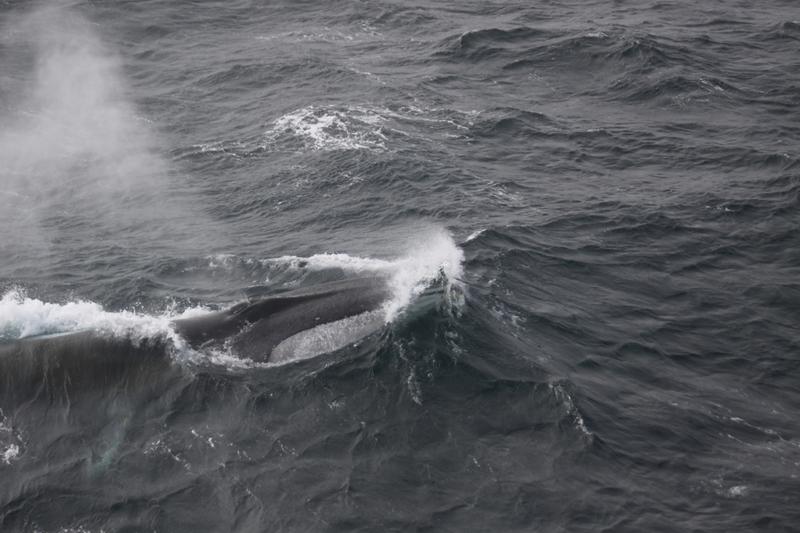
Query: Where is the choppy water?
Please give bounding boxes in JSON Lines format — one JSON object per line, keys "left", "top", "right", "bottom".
{"left": 1, "top": 1, "right": 799, "bottom": 531}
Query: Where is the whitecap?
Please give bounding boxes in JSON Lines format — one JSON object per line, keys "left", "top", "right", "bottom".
{"left": 264, "top": 105, "right": 388, "bottom": 152}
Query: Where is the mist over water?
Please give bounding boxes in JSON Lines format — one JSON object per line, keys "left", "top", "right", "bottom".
{"left": 1, "top": 8, "right": 159, "bottom": 180}
{"left": 0, "top": 6, "right": 208, "bottom": 278}
{"left": 1, "top": 0, "right": 800, "bottom": 531}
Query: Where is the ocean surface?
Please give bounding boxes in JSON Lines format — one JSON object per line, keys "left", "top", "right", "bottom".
{"left": 1, "top": 0, "right": 799, "bottom": 531}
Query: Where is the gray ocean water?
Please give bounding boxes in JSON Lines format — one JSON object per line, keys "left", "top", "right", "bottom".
{"left": 1, "top": 1, "right": 799, "bottom": 531}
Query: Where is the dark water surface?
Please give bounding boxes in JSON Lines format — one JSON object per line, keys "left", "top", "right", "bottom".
{"left": 1, "top": 0, "right": 799, "bottom": 531}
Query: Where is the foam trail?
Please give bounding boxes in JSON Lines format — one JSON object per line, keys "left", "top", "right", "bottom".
{"left": 0, "top": 290, "right": 204, "bottom": 352}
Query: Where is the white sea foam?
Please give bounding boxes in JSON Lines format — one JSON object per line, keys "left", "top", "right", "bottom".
{"left": 382, "top": 228, "right": 464, "bottom": 320}
{"left": 549, "top": 382, "right": 593, "bottom": 440}
{"left": 727, "top": 485, "right": 748, "bottom": 497}
{"left": 263, "top": 104, "right": 476, "bottom": 153}
{"left": 0, "top": 410, "right": 23, "bottom": 466}
{"left": 265, "top": 105, "right": 388, "bottom": 151}
{"left": 1, "top": 444, "right": 20, "bottom": 465}
{"left": 0, "top": 290, "right": 206, "bottom": 352}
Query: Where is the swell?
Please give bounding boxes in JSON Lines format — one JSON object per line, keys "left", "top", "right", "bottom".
{"left": 430, "top": 23, "right": 796, "bottom": 109}
{"left": 0, "top": 332, "right": 177, "bottom": 407}
{"left": 436, "top": 26, "right": 712, "bottom": 74}
{"left": 0, "top": 296, "right": 592, "bottom": 532}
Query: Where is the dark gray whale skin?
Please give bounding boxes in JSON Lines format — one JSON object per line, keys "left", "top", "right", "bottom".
{"left": 171, "top": 276, "right": 391, "bottom": 357}
{"left": 0, "top": 277, "right": 391, "bottom": 401}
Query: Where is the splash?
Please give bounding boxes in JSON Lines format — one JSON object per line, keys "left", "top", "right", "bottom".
{"left": 271, "top": 227, "right": 465, "bottom": 322}
{"left": 0, "top": 290, "right": 203, "bottom": 351}
{"left": 382, "top": 228, "right": 465, "bottom": 320}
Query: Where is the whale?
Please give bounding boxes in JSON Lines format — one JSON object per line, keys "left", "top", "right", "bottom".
{"left": 0, "top": 276, "right": 393, "bottom": 403}
{"left": 171, "top": 275, "right": 392, "bottom": 357}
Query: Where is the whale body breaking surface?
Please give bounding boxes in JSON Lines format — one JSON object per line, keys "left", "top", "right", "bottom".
{"left": 171, "top": 276, "right": 393, "bottom": 362}
{"left": 0, "top": 276, "right": 395, "bottom": 370}
{"left": 0, "top": 232, "right": 466, "bottom": 406}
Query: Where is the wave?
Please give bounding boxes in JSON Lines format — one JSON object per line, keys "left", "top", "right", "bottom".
{"left": 431, "top": 25, "right": 763, "bottom": 107}
{"left": 602, "top": 74, "right": 746, "bottom": 106}
{"left": 434, "top": 25, "right": 709, "bottom": 76}
{"left": 435, "top": 26, "right": 553, "bottom": 62}
{"left": 0, "top": 289, "right": 200, "bottom": 349}
{"left": 467, "top": 106, "right": 560, "bottom": 139}
{"left": 754, "top": 20, "right": 800, "bottom": 42}
{"left": 372, "top": 8, "right": 438, "bottom": 31}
